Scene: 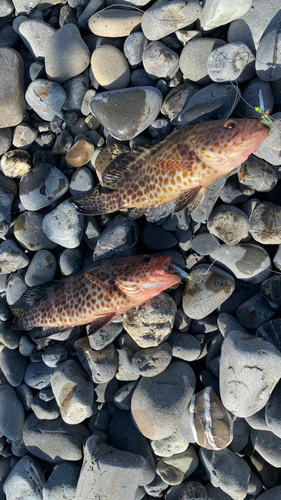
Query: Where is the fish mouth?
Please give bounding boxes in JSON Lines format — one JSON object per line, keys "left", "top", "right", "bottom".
{"left": 153, "top": 256, "right": 191, "bottom": 283}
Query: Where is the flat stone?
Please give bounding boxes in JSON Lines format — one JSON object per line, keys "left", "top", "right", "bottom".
{"left": 182, "top": 264, "right": 235, "bottom": 320}
{"left": 168, "top": 332, "right": 201, "bottom": 362}
{"left": 131, "top": 359, "right": 196, "bottom": 439}
{"left": 220, "top": 330, "right": 281, "bottom": 417}
{"left": 45, "top": 23, "right": 90, "bottom": 83}
{"left": 124, "top": 292, "right": 177, "bottom": 348}
{"left": 88, "top": 9, "right": 142, "bottom": 37}
{"left": 131, "top": 342, "right": 173, "bottom": 377}
{"left": 0, "top": 47, "right": 25, "bottom": 127}
{"left": 251, "top": 428, "right": 281, "bottom": 468}
{"left": 23, "top": 414, "right": 90, "bottom": 463}
{"left": 75, "top": 435, "right": 146, "bottom": 500}
{"left": 207, "top": 41, "right": 255, "bottom": 83}
{"left": 89, "top": 86, "right": 163, "bottom": 140}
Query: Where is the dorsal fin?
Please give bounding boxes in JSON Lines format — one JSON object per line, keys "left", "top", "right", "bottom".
{"left": 85, "top": 273, "right": 114, "bottom": 299}
{"left": 102, "top": 143, "right": 162, "bottom": 189}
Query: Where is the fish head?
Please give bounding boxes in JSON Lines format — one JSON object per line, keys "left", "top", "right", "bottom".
{"left": 114, "top": 255, "right": 181, "bottom": 302}
{"left": 191, "top": 118, "right": 269, "bottom": 171}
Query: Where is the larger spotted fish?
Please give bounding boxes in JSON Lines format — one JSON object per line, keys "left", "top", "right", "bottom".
{"left": 70, "top": 118, "right": 269, "bottom": 218}
{"left": 11, "top": 255, "right": 182, "bottom": 338}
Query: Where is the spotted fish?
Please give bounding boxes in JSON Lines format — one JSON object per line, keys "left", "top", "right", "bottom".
{"left": 70, "top": 118, "right": 269, "bottom": 218}
{"left": 11, "top": 255, "right": 182, "bottom": 338}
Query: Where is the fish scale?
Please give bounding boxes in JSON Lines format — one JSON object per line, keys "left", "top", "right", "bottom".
{"left": 70, "top": 118, "right": 269, "bottom": 218}
{"left": 11, "top": 255, "right": 181, "bottom": 338}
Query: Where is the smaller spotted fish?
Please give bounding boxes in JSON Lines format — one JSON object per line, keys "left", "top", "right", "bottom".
{"left": 11, "top": 255, "right": 182, "bottom": 338}
{"left": 70, "top": 118, "right": 269, "bottom": 218}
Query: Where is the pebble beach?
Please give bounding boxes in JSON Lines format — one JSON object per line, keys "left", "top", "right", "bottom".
{"left": 1, "top": 0, "right": 281, "bottom": 499}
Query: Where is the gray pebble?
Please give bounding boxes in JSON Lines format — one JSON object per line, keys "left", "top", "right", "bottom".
{"left": 251, "top": 428, "right": 281, "bottom": 468}
{"left": 18, "top": 19, "right": 56, "bottom": 59}
{"left": 178, "top": 482, "right": 207, "bottom": 500}
{"left": 151, "top": 428, "right": 189, "bottom": 458}
{"left": 42, "top": 462, "right": 80, "bottom": 500}
{"left": 81, "top": 89, "right": 96, "bottom": 116}
{"left": 25, "top": 79, "right": 66, "bottom": 121}
{"left": 0, "top": 0, "right": 14, "bottom": 17}
{"left": 174, "top": 306, "right": 192, "bottom": 333}
{"left": 210, "top": 243, "right": 271, "bottom": 283}
{"left": 256, "top": 29, "right": 281, "bottom": 81}
{"left": 238, "top": 156, "right": 278, "bottom": 192}
{"left": 124, "top": 292, "right": 177, "bottom": 348}
{"left": 69, "top": 167, "right": 94, "bottom": 196}
{"left": 219, "top": 175, "right": 255, "bottom": 204}
{"left": 0, "top": 345, "right": 26, "bottom": 387}
{"left": 43, "top": 200, "right": 84, "bottom": 249}
{"left": 141, "top": 0, "right": 201, "bottom": 41}
{"left": 237, "top": 293, "right": 275, "bottom": 331}
{"left": 156, "top": 445, "right": 199, "bottom": 485}
{"left": 24, "top": 361, "right": 53, "bottom": 390}
{"left": 19, "top": 164, "right": 69, "bottom": 211}
{"left": 19, "top": 335, "right": 34, "bottom": 357}
{"left": 124, "top": 32, "right": 147, "bottom": 68}
{"left": 12, "top": 123, "right": 38, "bottom": 149}
{"left": 42, "top": 344, "right": 68, "bottom": 369}
{"left": 23, "top": 413, "right": 90, "bottom": 463}
{"left": 59, "top": 248, "right": 82, "bottom": 276}
{"left": 257, "top": 318, "right": 281, "bottom": 352}
{"left": 0, "top": 127, "right": 12, "bottom": 155}
{"left": 91, "top": 45, "right": 130, "bottom": 91}
{"left": 250, "top": 202, "right": 281, "bottom": 244}
{"left": 200, "top": 0, "right": 252, "bottom": 30}
{"left": 88, "top": 321, "right": 123, "bottom": 351}
{"left": 265, "top": 381, "right": 281, "bottom": 438}
{"left": 141, "top": 223, "right": 177, "bottom": 250}
{"left": 51, "top": 359, "right": 94, "bottom": 424}
{"left": 0, "top": 385, "right": 25, "bottom": 441}
{"left": 89, "top": 86, "right": 163, "bottom": 140}
{"left": 3, "top": 455, "right": 45, "bottom": 500}
{"left": 207, "top": 41, "right": 255, "bottom": 83}
{"left": 255, "top": 486, "right": 281, "bottom": 500}
{"left": 182, "top": 264, "right": 235, "bottom": 320}
{"left": 75, "top": 435, "right": 146, "bottom": 500}
{"left": 131, "top": 359, "right": 196, "bottom": 439}
{"left": 207, "top": 204, "right": 249, "bottom": 245}
{"left": 1, "top": 149, "right": 31, "bottom": 178}
{"left": 0, "top": 188, "right": 13, "bottom": 239}
{"left": 24, "top": 250, "right": 57, "bottom": 287}
{"left": 220, "top": 330, "right": 281, "bottom": 417}
{"left": 0, "top": 47, "right": 25, "bottom": 128}
{"left": 31, "top": 393, "right": 60, "bottom": 420}
{"left": 161, "top": 83, "right": 198, "bottom": 124}
{"left": 75, "top": 336, "right": 118, "bottom": 384}
{"left": 191, "top": 229, "right": 220, "bottom": 255}
{"left": 45, "top": 23, "right": 90, "bottom": 84}
{"left": 78, "top": 0, "right": 105, "bottom": 27}
{"left": 255, "top": 112, "right": 281, "bottom": 165}
{"left": 14, "top": 211, "right": 57, "bottom": 251}
{"left": 63, "top": 71, "right": 90, "bottom": 111}
{"left": 179, "top": 38, "right": 226, "bottom": 85}
{"left": 130, "top": 68, "right": 156, "bottom": 87}
{"left": 168, "top": 332, "right": 201, "bottom": 362}
{"left": 143, "top": 41, "right": 179, "bottom": 80}
{"left": 229, "top": 416, "right": 250, "bottom": 453}
{"left": 83, "top": 216, "right": 101, "bottom": 250}
{"left": 234, "top": 77, "right": 274, "bottom": 118}
{"left": 93, "top": 215, "right": 139, "bottom": 260}
{"left": 0, "top": 239, "right": 29, "bottom": 274}
{"left": 131, "top": 342, "right": 172, "bottom": 377}
{"left": 6, "top": 273, "right": 28, "bottom": 306}
{"left": 261, "top": 276, "right": 281, "bottom": 311}
{"left": 113, "top": 381, "right": 137, "bottom": 410}
{"left": 200, "top": 447, "right": 250, "bottom": 500}
{"left": 217, "top": 313, "right": 247, "bottom": 337}
{"left": 52, "top": 130, "right": 73, "bottom": 155}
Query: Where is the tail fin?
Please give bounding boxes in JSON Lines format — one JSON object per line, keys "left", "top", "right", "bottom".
{"left": 70, "top": 191, "right": 120, "bottom": 216}
{"left": 10, "top": 305, "right": 28, "bottom": 330}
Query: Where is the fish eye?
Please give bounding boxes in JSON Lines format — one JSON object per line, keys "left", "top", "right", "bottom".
{"left": 141, "top": 255, "right": 151, "bottom": 263}
{"left": 224, "top": 120, "right": 237, "bottom": 129}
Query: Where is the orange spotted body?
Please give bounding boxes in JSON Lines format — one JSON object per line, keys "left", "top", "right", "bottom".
{"left": 11, "top": 255, "right": 181, "bottom": 337}
{"left": 71, "top": 118, "right": 269, "bottom": 217}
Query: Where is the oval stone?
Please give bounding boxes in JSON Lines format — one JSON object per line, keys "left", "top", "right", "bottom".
{"left": 89, "top": 9, "right": 142, "bottom": 37}
{"left": 91, "top": 45, "right": 130, "bottom": 90}
{"left": 0, "top": 47, "right": 25, "bottom": 127}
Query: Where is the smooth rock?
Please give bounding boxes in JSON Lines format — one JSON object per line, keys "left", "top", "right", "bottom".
{"left": 141, "top": 223, "right": 177, "bottom": 250}
{"left": 18, "top": 19, "right": 56, "bottom": 59}
{"left": 131, "top": 342, "right": 172, "bottom": 377}
{"left": 0, "top": 188, "right": 13, "bottom": 239}
{"left": 220, "top": 330, "right": 281, "bottom": 417}
{"left": 69, "top": 167, "right": 94, "bottom": 196}
{"left": 257, "top": 318, "right": 281, "bottom": 352}
{"left": 43, "top": 200, "right": 84, "bottom": 249}
{"left": 0, "top": 127, "right": 12, "bottom": 155}
{"left": 51, "top": 359, "right": 94, "bottom": 424}
{"left": 156, "top": 445, "right": 199, "bottom": 485}
{"left": 124, "top": 292, "right": 177, "bottom": 348}
{"left": 249, "top": 202, "right": 281, "bottom": 244}
{"left": 234, "top": 77, "right": 274, "bottom": 118}
{"left": 178, "top": 482, "right": 207, "bottom": 500}
{"left": 75, "top": 337, "right": 118, "bottom": 384}
{"left": 200, "top": 447, "right": 251, "bottom": 500}
{"left": 45, "top": 24, "right": 90, "bottom": 83}
{"left": 0, "top": 345, "right": 26, "bottom": 386}
{"left": 23, "top": 414, "right": 90, "bottom": 463}
{"left": 88, "top": 9, "right": 142, "bottom": 37}
{"left": 19, "top": 164, "right": 69, "bottom": 211}
{"left": 0, "top": 385, "right": 25, "bottom": 441}
{"left": 261, "top": 276, "right": 281, "bottom": 311}
{"left": 236, "top": 293, "right": 275, "bottom": 331}
{"left": 24, "top": 250, "right": 57, "bottom": 287}
{"left": 229, "top": 416, "right": 250, "bottom": 453}
{"left": 131, "top": 359, "right": 196, "bottom": 439}
{"left": 265, "top": 381, "right": 281, "bottom": 438}
{"left": 1, "top": 149, "right": 31, "bottom": 178}
{"left": 12, "top": 123, "right": 38, "bottom": 149}
{"left": 238, "top": 155, "right": 278, "bottom": 192}
{"left": 168, "top": 332, "right": 201, "bottom": 362}
{"left": 179, "top": 38, "right": 226, "bottom": 84}
{"left": 89, "top": 86, "right": 163, "bottom": 140}
{"left": 251, "top": 429, "right": 281, "bottom": 468}
{"left": 254, "top": 486, "right": 281, "bottom": 500}
{"left": 31, "top": 393, "right": 60, "bottom": 420}
{"left": 42, "top": 462, "right": 80, "bottom": 500}
{"left": 200, "top": 0, "right": 252, "bottom": 30}
{"left": 93, "top": 215, "right": 139, "bottom": 260}
{"left": 141, "top": 0, "right": 201, "bottom": 41}
{"left": 75, "top": 435, "right": 146, "bottom": 500}
{"left": 182, "top": 264, "right": 235, "bottom": 320}
{"left": 59, "top": 248, "right": 82, "bottom": 276}
{"left": 14, "top": 211, "right": 56, "bottom": 251}
{"left": 207, "top": 204, "right": 249, "bottom": 245}
{"left": 25, "top": 80, "right": 66, "bottom": 121}
{"left": 124, "top": 32, "right": 147, "bottom": 68}
{"left": 150, "top": 428, "right": 189, "bottom": 458}
{"left": 0, "top": 239, "right": 29, "bottom": 274}
{"left": 24, "top": 361, "right": 53, "bottom": 390}
{"left": 143, "top": 41, "right": 179, "bottom": 80}
{"left": 191, "top": 229, "right": 220, "bottom": 255}
{"left": 208, "top": 41, "right": 255, "bottom": 83}
{"left": 0, "top": 47, "right": 25, "bottom": 127}
{"left": 3, "top": 455, "right": 45, "bottom": 500}
{"left": 91, "top": 45, "right": 130, "bottom": 90}
{"left": 256, "top": 28, "right": 281, "bottom": 81}
{"left": 65, "top": 139, "right": 95, "bottom": 168}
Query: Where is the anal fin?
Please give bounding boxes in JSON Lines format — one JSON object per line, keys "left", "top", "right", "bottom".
{"left": 87, "top": 313, "right": 118, "bottom": 336}
{"left": 85, "top": 274, "right": 114, "bottom": 299}
{"left": 175, "top": 186, "right": 206, "bottom": 213}
{"left": 33, "top": 325, "right": 75, "bottom": 339}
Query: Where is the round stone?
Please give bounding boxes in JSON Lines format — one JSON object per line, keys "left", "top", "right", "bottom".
{"left": 131, "top": 359, "right": 196, "bottom": 439}
{"left": 45, "top": 23, "right": 90, "bottom": 83}
{"left": 150, "top": 428, "right": 189, "bottom": 457}
{"left": 18, "top": 19, "right": 56, "bottom": 59}
{"left": 89, "top": 86, "right": 163, "bottom": 140}
{"left": 207, "top": 41, "right": 255, "bottom": 83}
{"left": 238, "top": 156, "right": 278, "bottom": 192}
{"left": 65, "top": 139, "right": 95, "bottom": 167}
{"left": 88, "top": 9, "right": 142, "bottom": 37}
{"left": 1, "top": 149, "right": 31, "bottom": 178}
{"left": 156, "top": 445, "right": 199, "bottom": 485}
{"left": 200, "top": 0, "right": 252, "bottom": 30}
{"left": 131, "top": 342, "right": 173, "bottom": 377}
{"left": 25, "top": 79, "right": 67, "bottom": 121}
{"left": 12, "top": 123, "right": 38, "bottom": 149}
{"left": 91, "top": 45, "right": 130, "bottom": 90}
{"left": 250, "top": 202, "right": 281, "bottom": 244}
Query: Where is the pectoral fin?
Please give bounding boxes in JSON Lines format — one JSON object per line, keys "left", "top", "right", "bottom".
{"left": 175, "top": 186, "right": 206, "bottom": 213}
{"left": 87, "top": 313, "right": 119, "bottom": 336}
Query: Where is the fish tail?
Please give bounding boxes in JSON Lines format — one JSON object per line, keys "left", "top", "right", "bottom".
{"left": 10, "top": 305, "right": 29, "bottom": 330}
{"left": 70, "top": 191, "right": 120, "bottom": 216}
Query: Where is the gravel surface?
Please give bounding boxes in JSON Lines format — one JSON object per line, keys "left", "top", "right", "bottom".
{"left": 0, "top": 0, "right": 281, "bottom": 499}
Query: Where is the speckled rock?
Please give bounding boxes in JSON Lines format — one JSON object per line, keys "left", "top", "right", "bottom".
{"left": 1, "top": 149, "right": 31, "bottom": 178}
{"left": 207, "top": 204, "right": 249, "bottom": 245}
{"left": 88, "top": 9, "right": 142, "bottom": 37}
{"left": 182, "top": 264, "right": 235, "bottom": 320}
{"left": 89, "top": 87, "right": 163, "bottom": 140}
{"left": 124, "top": 292, "right": 177, "bottom": 348}
{"left": 131, "top": 359, "right": 196, "bottom": 439}
{"left": 0, "top": 47, "right": 25, "bottom": 127}
{"left": 249, "top": 202, "right": 281, "bottom": 244}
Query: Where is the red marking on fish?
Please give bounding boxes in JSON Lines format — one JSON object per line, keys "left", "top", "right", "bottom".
{"left": 11, "top": 255, "right": 180, "bottom": 338}
{"left": 70, "top": 118, "right": 269, "bottom": 217}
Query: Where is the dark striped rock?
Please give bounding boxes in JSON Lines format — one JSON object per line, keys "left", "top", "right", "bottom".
{"left": 190, "top": 386, "right": 233, "bottom": 450}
